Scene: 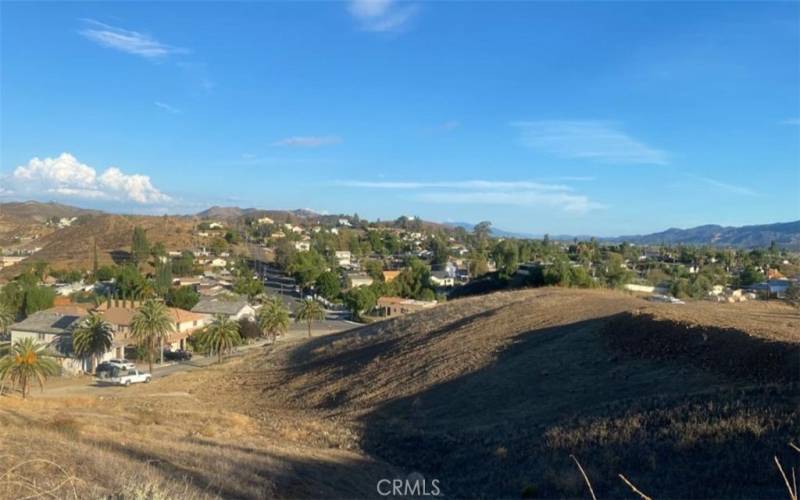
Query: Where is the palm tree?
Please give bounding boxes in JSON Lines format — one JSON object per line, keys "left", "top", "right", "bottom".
{"left": 72, "top": 312, "right": 113, "bottom": 373}
{"left": 257, "top": 296, "right": 290, "bottom": 343}
{"left": 295, "top": 299, "right": 325, "bottom": 338}
{"left": 131, "top": 299, "right": 174, "bottom": 373}
{"left": 0, "top": 337, "right": 60, "bottom": 399}
{"left": 199, "top": 314, "right": 240, "bottom": 363}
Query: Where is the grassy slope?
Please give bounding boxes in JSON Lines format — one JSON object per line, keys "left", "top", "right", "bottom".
{"left": 239, "top": 288, "right": 800, "bottom": 498}
{"left": 1, "top": 288, "right": 798, "bottom": 498}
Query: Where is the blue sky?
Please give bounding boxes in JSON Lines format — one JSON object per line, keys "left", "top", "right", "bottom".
{"left": 1, "top": 1, "right": 798, "bottom": 236}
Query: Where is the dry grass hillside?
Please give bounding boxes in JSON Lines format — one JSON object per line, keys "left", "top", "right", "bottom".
{"left": 0, "top": 212, "right": 198, "bottom": 278}
{"left": 1, "top": 288, "right": 798, "bottom": 498}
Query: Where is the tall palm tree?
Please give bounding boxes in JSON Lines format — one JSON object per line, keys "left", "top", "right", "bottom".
{"left": 0, "top": 337, "right": 60, "bottom": 399}
{"left": 131, "top": 299, "right": 174, "bottom": 373}
{"left": 72, "top": 312, "right": 114, "bottom": 373}
{"left": 295, "top": 299, "right": 325, "bottom": 338}
{"left": 257, "top": 296, "right": 290, "bottom": 343}
{"left": 199, "top": 314, "right": 240, "bottom": 363}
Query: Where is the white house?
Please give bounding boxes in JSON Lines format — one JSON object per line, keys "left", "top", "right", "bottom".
{"left": 210, "top": 258, "right": 227, "bottom": 268}
{"left": 347, "top": 272, "right": 373, "bottom": 288}
{"left": 191, "top": 296, "right": 256, "bottom": 320}
{"left": 335, "top": 250, "right": 352, "bottom": 267}
{"left": 208, "top": 222, "right": 224, "bottom": 229}
{"left": 430, "top": 271, "right": 455, "bottom": 288}
{"left": 257, "top": 216, "right": 274, "bottom": 225}
{"left": 294, "top": 241, "right": 311, "bottom": 252}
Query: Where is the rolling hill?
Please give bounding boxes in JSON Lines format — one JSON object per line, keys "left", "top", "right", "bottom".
{"left": 611, "top": 220, "right": 800, "bottom": 248}
{"left": 1, "top": 288, "right": 797, "bottom": 498}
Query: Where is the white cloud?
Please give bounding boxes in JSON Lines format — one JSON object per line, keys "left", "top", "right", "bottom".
{"left": 415, "top": 190, "right": 604, "bottom": 214}
{"left": 273, "top": 135, "right": 342, "bottom": 148}
{"left": 339, "top": 180, "right": 572, "bottom": 191}
{"left": 154, "top": 101, "right": 181, "bottom": 114}
{"left": 348, "top": 0, "right": 418, "bottom": 32}
{"left": 512, "top": 120, "right": 668, "bottom": 165}
{"left": 693, "top": 176, "right": 757, "bottom": 196}
{"left": 11, "top": 153, "right": 171, "bottom": 204}
{"left": 78, "top": 19, "right": 188, "bottom": 59}
{"left": 340, "top": 178, "right": 603, "bottom": 214}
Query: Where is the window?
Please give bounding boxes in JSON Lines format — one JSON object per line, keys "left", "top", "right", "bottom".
{"left": 38, "top": 333, "right": 46, "bottom": 341}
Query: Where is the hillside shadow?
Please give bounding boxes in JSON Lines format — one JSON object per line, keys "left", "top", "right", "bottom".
{"left": 349, "top": 314, "right": 800, "bottom": 498}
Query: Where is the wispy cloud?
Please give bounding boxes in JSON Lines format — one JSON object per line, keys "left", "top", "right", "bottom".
{"left": 154, "top": 101, "right": 181, "bottom": 114}
{"left": 415, "top": 191, "right": 604, "bottom": 213}
{"left": 11, "top": 153, "right": 171, "bottom": 204}
{"left": 273, "top": 135, "right": 342, "bottom": 148}
{"left": 78, "top": 19, "right": 188, "bottom": 59}
{"left": 340, "top": 178, "right": 603, "bottom": 214}
{"left": 348, "top": 0, "right": 419, "bottom": 32}
{"left": 339, "top": 180, "right": 571, "bottom": 191}
{"left": 693, "top": 176, "right": 757, "bottom": 196}
{"left": 512, "top": 120, "right": 668, "bottom": 166}
{"left": 781, "top": 118, "right": 800, "bottom": 126}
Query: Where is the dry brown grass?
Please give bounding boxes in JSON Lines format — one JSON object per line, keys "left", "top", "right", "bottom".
{"left": 1, "top": 288, "right": 797, "bottom": 498}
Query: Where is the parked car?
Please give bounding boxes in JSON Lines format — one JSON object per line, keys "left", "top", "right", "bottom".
{"left": 109, "top": 359, "right": 136, "bottom": 370}
{"left": 164, "top": 349, "right": 192, "bottom": 361}
{"left": 104, "top": 368, "right": 151, "bottom": 386}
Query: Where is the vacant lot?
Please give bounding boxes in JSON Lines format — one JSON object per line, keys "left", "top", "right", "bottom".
{"left": 1, "top": 288, "right": 798, "bottom": 498}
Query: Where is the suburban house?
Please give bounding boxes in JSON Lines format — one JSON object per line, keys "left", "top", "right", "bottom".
{"left": 257, "top": 216, "right": 274, "bottom": 225}
{"left": 335, "top": 250, "right": 352, "bottom": 267}
{"left": 294, "top": 241, "right": 311, "bottom": 252}
{"left": 210, "top": 258, "right": 227, "bottom": 268}
{"left": 9, "top": 308, "right": 89, "bottom": 374}
{"left": 0, "top": 255, "right": 27, "bottom": 269}
{"left": 97, "top": 301, "right": 206, "bottom": 351}
{"left": 346, "top": 272, "right": 373, "bottom": 288}
{"left": 376, "top": 296, "right": 437, "bottom": 317}
{"left": 430, "top": 271, "right": 455, "bottom": 288}
{"left": 191, "top": 296, "right": 256, "bottom": 320}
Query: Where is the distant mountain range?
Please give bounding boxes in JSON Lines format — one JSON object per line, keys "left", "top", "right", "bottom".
{"left": 2, "top": 202, "right": 798, "bottom": 252}
{"left": 447, "top": 220, "right": 800, "bottom": 249}
{"left": 607, "top": 221, "right": 800, "bottom": 249}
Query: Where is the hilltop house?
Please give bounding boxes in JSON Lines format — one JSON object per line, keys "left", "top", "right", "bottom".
{"left": 191, "top": 296, "right": 255, "bottom": 320}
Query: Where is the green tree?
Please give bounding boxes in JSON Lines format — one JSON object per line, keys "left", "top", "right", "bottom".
{"left": 72, "top": 313, "right": 114, "bottom": 373}
{"left": 492, "top": 240, "right": 519, "bottom": 279}
{"left": 23, "top": 286, "right": 56, "bottom": 316}
{"left": 153, "top": 261, "right": 173, "bottom": 297}
{"left": 363, "top": 259, "right": 384, "bottom": 282}
{"left": 171, "top": 251, "right": 194, "bottom": 276}
{"left": 0, "top": 300, "right": 15, "bottom": 336}
{"left": 95, "top": 265, "right": 116, "bottom": 282}
{"left": 295, "top": 299, "right": 325, "bottom": 338}
{"left": 343, "top": 286, "right": 377, "bottom": 321}
{"left": 116, "top": 265, "right": 148, "bottom": 300}
{"left": 165, "top": 286, "right": 200, "bottom": 310}
{"left": 0, "top": 337, "right": 60, "bottom": 399}
{"left": 257, "top": 296, "right": 290, "bottom": 342}
{"left": 394, "top": 258, "right": 434, "bottom": 300}
{"left": 131, "top": 227, "right": 150, "bottom": 266}
{"left": 315, "top": 271, "right": 341, "bottom": 301}
{"left": 739, "top": 266, "right": 765, "bottom": 287}
{"left": 196, "top": 314, "right": 241, "bottom": 363}
{"left": 288, "top": 250, "right": 327, "bottom": 288}
{"left": 234, "top": 275, "right": 265, "bottom": 301}
{"left": 131, "top": 299, "right": 174, "bottom": 372}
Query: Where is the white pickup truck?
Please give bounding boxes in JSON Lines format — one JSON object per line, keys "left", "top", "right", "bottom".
{"left": 106, "top": 368, "right": 152, "bottom": 386}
